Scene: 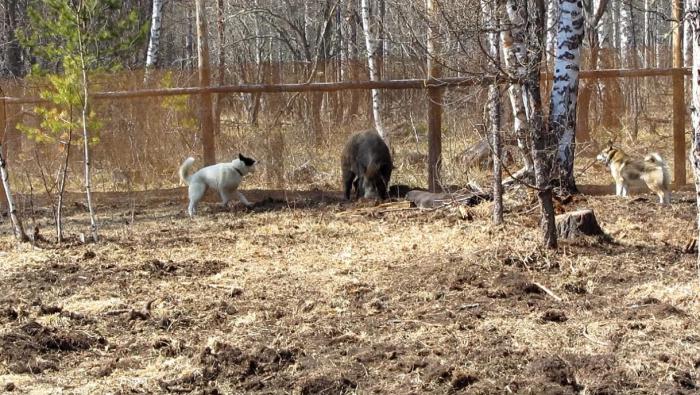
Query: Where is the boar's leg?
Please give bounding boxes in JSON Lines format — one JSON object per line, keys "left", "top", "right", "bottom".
{"left": 343, "top": 169, "right": 355, "bottom": 200}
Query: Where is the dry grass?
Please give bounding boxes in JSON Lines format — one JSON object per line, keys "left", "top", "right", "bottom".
{"left": 1, "top": 184, "right": 698, "bottom": 394}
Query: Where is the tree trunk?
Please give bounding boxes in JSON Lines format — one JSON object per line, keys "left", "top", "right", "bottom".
{"left": 685, "top": 0, "right": 693, "bottom": 67}
{"left": 598, "top": 1, "right": 623, "bottom": 129}
{"left": 551, "top": 0, "right": 585, "bottom": 195}
{"left": 213, "top": 0, "right": 225, "bottom": 137}
{"left": 555, "top": 209, "right": 606, "bottom": 240}
{"left": 690, "top": 0, "right": 700, "bottom": 273}
{"left": 144, "top": 0, "right": 165, "bottom": 83}
{"left": 619, "top": 0, "right": 634, "bottom": 68}
{"left": 426, "top": 0, "right": 442, "bottom": 191}
{"left": 77, "top": 27, "right": 98, "bottom": 243}
{"left": 0, "top": 143, "right": 26, "bottom": 242}
{"left": 5, "top": 0, "right": 22, "bottom": 77}
{"left": 55, "top": 124, "right": 72, "bottom": 243}
{"left": 525, "top": 0, "right": 558, "bottom": 249}
{"left": 500, "top": 0, "right": 535, "bottom": 179}
{"left": 185, "top": 7, "right": 194, "bottom": 70}
{"left": 361, "top": 0, "right": 386, "bottom": 139}
{"left": 195, "top": 0, "right": 216, "bottom": 166}
{"left": 346, "top": 6, "right": 360, "bottom": 121}
{"left": 482, "top": 0, "right": 503, "bottom": 224}
{"left": 546, "top": 0, "right": 559, "bottom": 67}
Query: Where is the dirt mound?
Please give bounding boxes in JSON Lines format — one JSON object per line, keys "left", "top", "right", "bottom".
{"left": 1, "top": 321, "right": 104, "bottom": 373}
{"left": 625, "top": 297, "right": 687, "bottom": 320}
{"left": 298, "top": 375, "right": 357, "bottom": 395}
{"left": 160, "top": 342, "right": 299, "bottom": 393}
{"left": 141, "top": 258, "right": 227, "bottom": 277}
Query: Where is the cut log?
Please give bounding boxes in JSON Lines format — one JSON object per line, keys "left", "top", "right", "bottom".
{"left": 456, "top": 139, "right": 516, "bottom": 170}
{"left": 406, "top": 187, "right": 491, "bottom": 209}
{"left": 554, "top": 209, "right": 606, "bottom": 240}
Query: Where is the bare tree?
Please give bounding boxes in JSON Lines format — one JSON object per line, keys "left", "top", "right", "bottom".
{"left": 551, "top": 0, "right": 585, "bottom": 194}
{"left": 689, "top": 0, "right": 700, "bottom": 272}
{"left": 0, "top": 143, "right": 27, "bottom": 242}
{"left": 481, "top": 0, "right": 503, "bottom": 224}
{"left": 500, "top": 0, "right": 535, "bottom": 184}
{"left": 144, "top": 0, "right": 165, "bottom": 83}
{"left": 361, "top": 0, "right": 386, "bottom": 139}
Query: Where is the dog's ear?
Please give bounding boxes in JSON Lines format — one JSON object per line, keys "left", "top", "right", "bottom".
{"left": 606, "top": 139, "right": 613, "bottom": 149}
{"left": 239, "top": 153, "right": 256, "bottom": 167}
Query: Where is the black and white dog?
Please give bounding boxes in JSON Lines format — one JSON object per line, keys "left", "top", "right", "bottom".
{"left": 179, "top": 154, "right": 257, "bottom": 216}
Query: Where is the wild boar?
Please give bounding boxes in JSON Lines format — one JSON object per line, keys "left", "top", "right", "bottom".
{"left": 341, "top": 130, "right": 393, "bottom": 200}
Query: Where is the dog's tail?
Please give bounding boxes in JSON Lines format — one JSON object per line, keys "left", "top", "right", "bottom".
{"left": 179, "top": 157, "right": 196, "bottom": 186}
{"left": 645, "top": 153, "right": 670, "bottom": 189}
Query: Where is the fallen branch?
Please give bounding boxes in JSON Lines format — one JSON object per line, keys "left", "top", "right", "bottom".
{"left": 533, "top": 282, "right": 562, "bottom": 302}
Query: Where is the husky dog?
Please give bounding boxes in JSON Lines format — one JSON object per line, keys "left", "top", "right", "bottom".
{"left": 596, "top": 142, "right": 670, "bottom": 204}
{"left": 341, "top": 130, "right": 393, "bottom": 200}
{"left": 179, "top": 154, "right": 257, "bottom": 216}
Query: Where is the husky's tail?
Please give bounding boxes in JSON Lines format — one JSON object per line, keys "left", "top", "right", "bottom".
{"left": 645, "top": 153, "right": 670, "bottom": 188}
{"left": 179, "top": 157, "right": 196, "bottom": 186}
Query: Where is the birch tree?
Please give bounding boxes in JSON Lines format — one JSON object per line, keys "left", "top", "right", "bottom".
{"left": 619, "top": 0, "right": 635, "bottom": 68}
{"left": 0, "top": 143, "right": 27, "bottom": 242}
{"left": 546, "top": 0, "right": 559, "bottom": 65}
{"left": 523, "top": 0, "right": 558, "bottom": 248}
{"left": 686, "top": 0, "right": 694, "bottom": 67}
{"left": 361, "top": 0, "right": 386, "bottom": 140}
{"left": 689, "top": 0, "right": 700, "bottom": 272}
{"left": 144, "top": 0, "right": 165, "bottom": 82}
{"left": 551, "top": 0, "right": 585, "bottom": 194}
{"left": 481, "top": 0, "right": 503, "bottom": 224}
{"left": 500, "top": 0, "right": 535, "bottom": 182}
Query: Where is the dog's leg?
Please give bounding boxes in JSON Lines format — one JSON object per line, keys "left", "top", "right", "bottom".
{"left": 236, "top": 190, "right": 253, "bottom": 207}
{"left": 662, "top": 191, "right": 671, "bottom": 205}
{"left": 219, "top": 189, "right": 232, "bottom": 209}
{"left": 188, "top": 183, "right": 207, "bottom": 217}
{"left": 615, "top": 182, "right": 623, "bottom": 197}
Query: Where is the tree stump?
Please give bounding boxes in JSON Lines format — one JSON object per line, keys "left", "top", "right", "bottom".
{"left": 554, "top": 209, "right": 606, "bottom": 240}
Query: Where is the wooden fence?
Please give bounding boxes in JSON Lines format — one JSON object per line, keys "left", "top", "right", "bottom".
{"left": 0, "top": 67, "right": 691, "bottom": 197}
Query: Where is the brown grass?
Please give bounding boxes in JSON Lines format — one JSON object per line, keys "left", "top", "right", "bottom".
{"left": 1, "top": 185, "right": 698, "bottom": 394}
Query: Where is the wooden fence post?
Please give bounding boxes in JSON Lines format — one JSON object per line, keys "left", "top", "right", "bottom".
{"left": 196, "top": 0, "right": 216, "bottom": 166}
{"left": 672, "top": 0, "right": 686, "bottom": 188}
{"left": 426, "top": 0, "right": 442, "bottom": 192}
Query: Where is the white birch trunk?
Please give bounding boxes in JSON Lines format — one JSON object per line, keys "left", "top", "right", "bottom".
{"left": 644, "top": 0, "right": 651, "bottom": 68}
{"left": 500, "top": 0, "right": 534, "bottom": 176}
{"left": 619, "top": 0, "right": 634, "bottom": 68}
{"left": 145, "top": 0, "right": 165, "bottom": 73}
{"left": 551, "top": 0, "right": 585, "bottom": 193}
{"left": 546, "top": 0, "right": 559, "bottom": 66}
{"left": 685, "top": 0, "right": 694, "bottom": 67}
{"left": 481, "top": 0, "right": 503, "bottom": 224}
{"left": 0, "top": 144, "right": 27, "bottom": 242}
{"left": 361, "top": 0, "right": 386, "bottom": 139}
{"left": 689, "top": 0, "right": 700, "bottom": 272}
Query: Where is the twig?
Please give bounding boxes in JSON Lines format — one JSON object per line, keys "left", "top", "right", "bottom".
{"left": 533, "top": 282, "right": 562, "bottom": 302}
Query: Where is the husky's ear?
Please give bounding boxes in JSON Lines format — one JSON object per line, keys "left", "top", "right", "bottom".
{"left": 606, "top": 139, "right": 613, "bottom": 149}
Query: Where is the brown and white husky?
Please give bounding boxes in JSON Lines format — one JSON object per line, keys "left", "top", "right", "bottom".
{"left": 596, "top": 142, "right": 670, "bottom": 204}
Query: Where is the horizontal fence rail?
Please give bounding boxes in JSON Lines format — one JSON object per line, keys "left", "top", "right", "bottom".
{"left": 0, "top": 67, "right": 690, "bottom": 105}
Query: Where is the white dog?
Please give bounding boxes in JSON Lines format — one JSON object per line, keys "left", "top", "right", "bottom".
{"left": 179, "top": 154, "right": 257, "bottom": 216}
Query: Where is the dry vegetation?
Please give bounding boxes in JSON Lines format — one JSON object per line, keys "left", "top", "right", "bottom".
{"left": 1, "top": 72, "right": 697, "bottom": 394}
{"left": 1, "top": 177, "right": 699, "bottom": 394}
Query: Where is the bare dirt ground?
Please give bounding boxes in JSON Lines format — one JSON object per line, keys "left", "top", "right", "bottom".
{"left": 1, "top": 187, "right": 699, "bottom": 394}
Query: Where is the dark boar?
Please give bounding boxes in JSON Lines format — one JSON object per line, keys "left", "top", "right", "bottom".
{"left": 341, "top": 130, "right": 393, "bottom": 200}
